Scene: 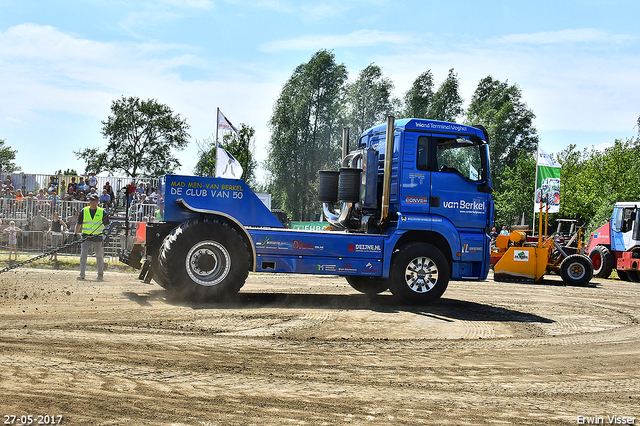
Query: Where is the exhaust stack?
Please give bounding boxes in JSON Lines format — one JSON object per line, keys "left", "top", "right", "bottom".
{"left": 378, "top": 116, "right": 395, "bottom": 226}
{"left": 342, "top": 127, "right": 350, "bottom": 159}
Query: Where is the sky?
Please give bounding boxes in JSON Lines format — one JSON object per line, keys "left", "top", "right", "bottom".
{"left": 1, "top": 0, "right": 640, "bottom": 180}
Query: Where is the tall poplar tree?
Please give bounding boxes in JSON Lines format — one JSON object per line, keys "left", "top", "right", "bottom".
{"left": 345, "top": 64, "right": 394, "bottom": 137}
{"left": 430, "top": 68, "right": 464, "bottom": 122}
{"left": 402, "top": 69, "right": 462, "bottom": 121}
{"left": 403, "top": 70, "right": 435, "bottom": 119}
{"left": 267, "top": 50, "right": 347, "bottom": 221}
{"left": 465, "top": 76, "right": 538, "bottom": 190}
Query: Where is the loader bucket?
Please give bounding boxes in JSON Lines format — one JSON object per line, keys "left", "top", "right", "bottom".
{"left": 494, "top": 246, "right": 549, "bottom": 282}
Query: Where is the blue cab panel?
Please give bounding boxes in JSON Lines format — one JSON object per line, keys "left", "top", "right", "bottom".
{"left": 249, "top": 229, "right": 384, "bottom": 276}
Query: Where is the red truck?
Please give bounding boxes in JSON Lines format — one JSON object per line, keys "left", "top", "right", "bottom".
{"left": 587, "top": 202, "right": 640, "bottom": 281}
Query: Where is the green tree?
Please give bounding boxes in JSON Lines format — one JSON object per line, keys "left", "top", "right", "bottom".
{"left": 75, "top": 96, "right": 190, "bottom": 179}
{"left": 193, "top": 137, "right": 216, "bottom": 177}
{"left": 466, "top": 76, "right": 538, "bottom": 191}
{"left": 223, "top": 124, "right": 257, "bottom": 188}
{"left": 557, "top": 138, "right": 640, "bottom": 229}
{"left": 430, "top": 68, "right": 464, "bottom": 122}
{"left": 494, "top": 151, "right": 536, "bottom": 228}
{"left": 55, "top": 168, "right": 78, "bottom": 176}
{"left": 0, "top": 139, "right": 20, "bottom": 173}
{"left": 194, "top": 124, "right": 258, "bottom": 189}
{"left": 345, "top": 63, "right": 394, "bottom": 137}
{"left": 267, "top": 49, "right": 347, "bottom": 221}
{"left": 403, "top": 70, "right": 435, "bottom": 118}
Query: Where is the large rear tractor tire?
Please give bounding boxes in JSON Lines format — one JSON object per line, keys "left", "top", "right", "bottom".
{"left": 158, "top": 218, "right": 249, "bottom": 301}
{"left": 617, "top": 270, "right": 630, "bottom": 281}
{"left": 626, "top": 270, "right": 640, "bottom": 282}
{"left": 589, "top": 245, "right": 614, "bottom": 279}
{"left": 560, "top": 254, "right": 593, "bottom": 286}
{"left": 388, "top": 242, "right": 450, "bottom": 305}
{"left": 151, "top": 255, "right": 167, "bottom": 289}
{"left": 345, "top": 276, "right": 389, "bottom": 295}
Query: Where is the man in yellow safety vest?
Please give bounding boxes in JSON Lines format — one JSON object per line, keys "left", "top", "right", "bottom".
{"left": 75, "top": 193, "right": 110, "bottom": 281}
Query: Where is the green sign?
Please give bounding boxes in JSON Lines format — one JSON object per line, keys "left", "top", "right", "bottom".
{"left": 535, "top": 148, "right": 561, "bottom": 213}
{"left": 290, "top": 221, "right": 330, "bottom": 231}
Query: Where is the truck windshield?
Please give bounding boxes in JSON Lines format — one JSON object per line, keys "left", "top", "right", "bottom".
{"left": 435, "top": 137, "right": 483, "bottom": 182}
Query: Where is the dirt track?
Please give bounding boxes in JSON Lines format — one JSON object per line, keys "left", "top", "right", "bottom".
{"left": 1, "top": 268, "right": 639, "bottom": 425}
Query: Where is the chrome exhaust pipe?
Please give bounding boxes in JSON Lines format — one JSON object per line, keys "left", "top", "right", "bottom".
{"left": 378, "top": 116, "right": 394, "bottom": 226}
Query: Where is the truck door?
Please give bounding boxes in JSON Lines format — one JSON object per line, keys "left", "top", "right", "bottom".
{"left": 427, "top": 134, "right": 491, "bottom": 230}
{"left": 612, "top": 205, "right": 640, "bottom": 251}
{"left": 428, "top": 134, "right": 492, "bottom": 267}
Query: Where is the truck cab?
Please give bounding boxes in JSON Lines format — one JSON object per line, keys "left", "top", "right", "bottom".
{"left": 588, "top": 202, "right": 640, "bottom": 281}
{"left": 321, "top": 118, "right": 494, "bottom": 281}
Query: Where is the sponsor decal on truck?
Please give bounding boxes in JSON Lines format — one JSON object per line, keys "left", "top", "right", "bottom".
{"left": 347, "top": 243, "right": 382, "bottom": 253}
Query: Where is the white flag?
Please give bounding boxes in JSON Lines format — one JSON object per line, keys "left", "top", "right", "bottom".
{"left": 216, "top": 145, "right": 243, "bottom": 179}
{"left": 537, "top": 147, "right": 561, "bottom": 168}
{"left": 218, "top": 109, "right": 238, "bottom": 134}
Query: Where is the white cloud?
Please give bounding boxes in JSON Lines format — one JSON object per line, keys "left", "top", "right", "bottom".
{"left": 494, "top": 28, "right": 634, "bottom": 45}
{"left": 0, "top": 23, "right": 279, "bottom": 174}
{"left": 592, "top": 142, "right": 614, "bottom": 151}
{"left": 371, "top": 28, "right": 640, "bottom": 134}
{"left": 159, "top": 0, "right": 215, "bottom": 9}
{"left": 2, "top": 19, "right": 639, "bottom": 176}
{"left": 260, "top": 29, "right": 412, "bottom": 52}
{"left": 0, "top": 24, "right": 201, "bottom": 118}
{"left": 300, "top": 3, "right": 352, "bottom": 20}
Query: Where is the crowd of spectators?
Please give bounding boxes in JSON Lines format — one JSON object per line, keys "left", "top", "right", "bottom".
{"left": 1, "top": 174, "right": 159, "bottom": 214}
{"left": 1, "top": 173, "right": 160, "bottom": 258}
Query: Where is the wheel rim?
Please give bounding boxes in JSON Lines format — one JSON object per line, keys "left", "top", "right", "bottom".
{"left": 591, "top": 253, "right": 602, "bottom": 271}
{"left": 185, "top": 240, "right": 231, "bottom": 286}
{"left": 567, "top": 261, "right": 586, "bottom": 280}
{"left": 404, "top": 256, "right": 438, "bottom": 293}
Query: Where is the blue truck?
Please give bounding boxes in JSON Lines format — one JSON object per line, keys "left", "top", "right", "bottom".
{"left": 122, "top": 117, "right": 494, "bottom": 304}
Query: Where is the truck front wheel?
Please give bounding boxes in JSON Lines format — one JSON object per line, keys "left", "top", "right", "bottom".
{"left": 388, "top": 243, "right": 450, "bottom": 304}
{"left": 158, "top": 218, "right": 249, "bottom": 301}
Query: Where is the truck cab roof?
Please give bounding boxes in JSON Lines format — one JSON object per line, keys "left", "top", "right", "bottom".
{"left": 360, "top": 118, "right": 488, "bottom": 141}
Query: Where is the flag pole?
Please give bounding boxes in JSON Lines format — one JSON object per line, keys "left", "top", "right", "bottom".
{"left": 533, "top": 144, "right": 539, "bottom": 237}
{"left": 215, "top": 107, "right": 220, "bottom": 178}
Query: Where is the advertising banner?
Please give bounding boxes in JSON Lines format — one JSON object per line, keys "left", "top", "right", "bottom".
{"left": 534, "top": 147, "right": 561, "bottom": 213}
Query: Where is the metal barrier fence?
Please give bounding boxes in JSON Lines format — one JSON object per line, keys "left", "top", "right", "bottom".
{"left": 1, "top": 172, "right": 161, "bottom": 262}
{"left": 1, "top": 198, "right": 158, "bottom": 223}
{"left": 0, "top": 223, "right": 149, "bottom": 260}
{"left": 2, "top": 198, "right": 88, "bottom": 223}
{"left": 1, "top": 197, "right": 157, "bottom": 260}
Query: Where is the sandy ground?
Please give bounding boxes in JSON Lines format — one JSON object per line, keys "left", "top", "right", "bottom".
{"left": 0, "top": 268, "right": 639, "bottom": 425}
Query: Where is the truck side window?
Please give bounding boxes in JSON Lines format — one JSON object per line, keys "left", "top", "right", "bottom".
{"left": 416, "top": 136, "right": 430, "bottom": 171}
{"left": 621, "top": 208, "right": 636, "bottom": 233}
{"left": 435, "top": 137, "right": 482, "bottom": 182}
{"left": 613, "top": 207, "right": 623, "bottom": 232}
